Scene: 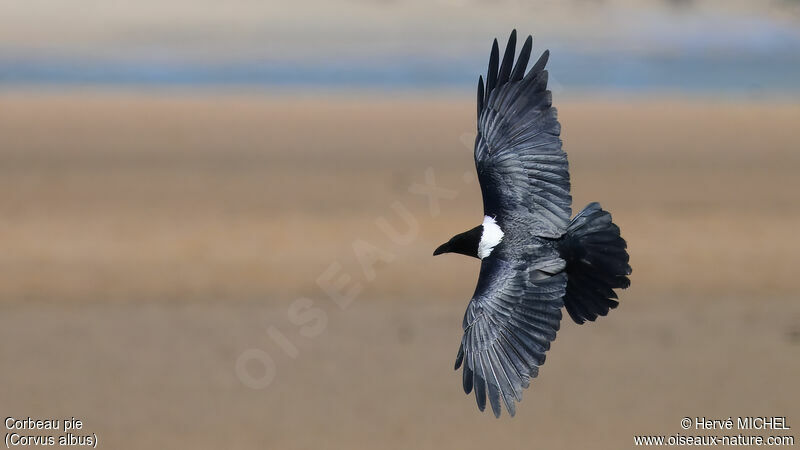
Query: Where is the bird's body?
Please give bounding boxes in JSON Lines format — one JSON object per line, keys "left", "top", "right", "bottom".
{"left": 433, "top": 30, "right": 631, "bottom": 418}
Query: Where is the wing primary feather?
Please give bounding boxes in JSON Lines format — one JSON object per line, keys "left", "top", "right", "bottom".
{"left": 482, "top": 352, "right": 503, "bottom": 418}
{"left": 454, "top": 343, "right": 464, "bottom": 370}
{"left": 496, "top": 30, "right": 516, "bottom": 88}
{"left": 498, "top": 332, "right": 530, "bottom": 386}
{"left": 511, "top": 35, "right": 532, "bottom": 82}
{"left": 489, "top": 346, "right": 517, "bottom": 415}
{"left": 474, "top": 352, "right": 487, "bottom": 411}
{"left": 485, "top": 39, "right": 499, "bottom": 103}
{"left": 527, "top": 49, "right": 550, "bottom": 79}
{"left": 494, "top": 341, "right": 524, "bottom": 400}
{"left": 477, "top": 76, "right": 485, "bottom": 120}
{"left": 463, "top": 363, "right": 473, "bottom": 394}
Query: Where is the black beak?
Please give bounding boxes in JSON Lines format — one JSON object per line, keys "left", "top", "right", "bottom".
{"left": 433, "top": 242, "right": 449, "bottom": 256}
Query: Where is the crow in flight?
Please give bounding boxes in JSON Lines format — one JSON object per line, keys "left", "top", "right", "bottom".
{"left": 433, "top": 30, "right": 632, "bottom": 418}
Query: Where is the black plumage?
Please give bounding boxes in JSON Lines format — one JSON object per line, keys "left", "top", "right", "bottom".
{"left": 435, "top": 30, "right": 632, "bottom": 418}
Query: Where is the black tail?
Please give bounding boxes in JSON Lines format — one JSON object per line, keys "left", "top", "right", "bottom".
{"left": 558, "top": 202, "right": 631, "bottom": 324}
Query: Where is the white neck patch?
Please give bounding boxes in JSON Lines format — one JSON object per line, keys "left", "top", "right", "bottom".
{"left": 478, "top": 216, "right": 504, "bottom": 259}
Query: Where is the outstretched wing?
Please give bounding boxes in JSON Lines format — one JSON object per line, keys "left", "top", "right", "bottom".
{"left": 455, "top": 254, "right": 566, "bottom": 417}
{"left": 455, "top": 30, "right": 573, "bottom": 418}
{"left": 474, "top": 30, "right": 571, "bottom": 239}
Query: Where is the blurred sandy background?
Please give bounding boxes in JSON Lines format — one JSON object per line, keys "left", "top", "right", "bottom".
{"left": 1, "top": 1, "right": 800, "bottom": 449}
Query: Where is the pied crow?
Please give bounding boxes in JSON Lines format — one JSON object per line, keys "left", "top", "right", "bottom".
{"left": 433, "top": 30, "right": 632, "bottom": 418}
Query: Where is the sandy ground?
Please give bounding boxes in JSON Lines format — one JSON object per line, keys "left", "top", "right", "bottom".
{"left": 0, "top": 92, "right": 798, "bottom": 449}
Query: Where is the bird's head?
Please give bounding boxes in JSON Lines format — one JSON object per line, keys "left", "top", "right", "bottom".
{"left": 433, "top": 225, "right": 483, "bottom": 259}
